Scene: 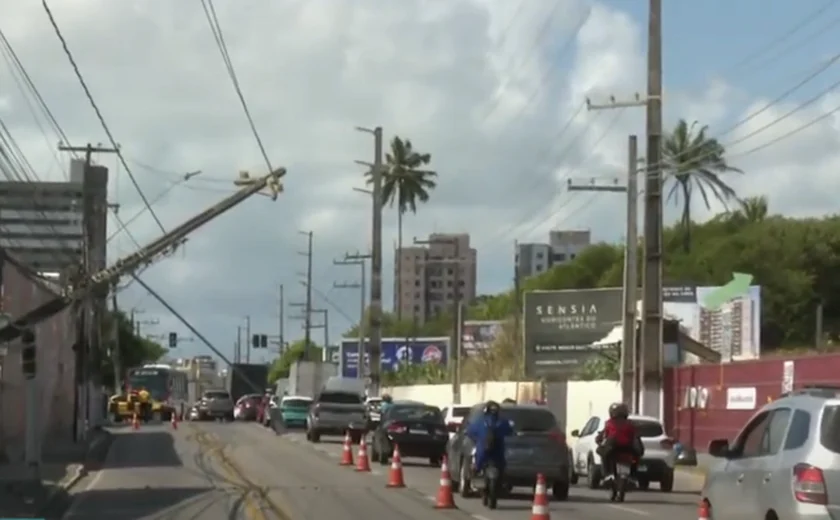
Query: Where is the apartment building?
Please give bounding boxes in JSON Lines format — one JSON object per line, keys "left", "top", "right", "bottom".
{"left": 515, "top": 229, "right": 591, "bottom": 278}
{"left": 394, "top": 233, "right": 477, "bottom": 324}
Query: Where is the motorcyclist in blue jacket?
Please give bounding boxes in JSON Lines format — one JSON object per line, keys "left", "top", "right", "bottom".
{"left": 466, "top": 400, "right": 514, "bottom": 476}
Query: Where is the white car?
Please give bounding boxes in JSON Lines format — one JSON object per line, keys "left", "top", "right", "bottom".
{"left": 365, "top": 397, "right": 382, "bottom": 423}
{"left": 440, "top": 404, "right": 472, "bottom": 439}
{"left": 570, "top": 413, "right": 676, "bottom": 491}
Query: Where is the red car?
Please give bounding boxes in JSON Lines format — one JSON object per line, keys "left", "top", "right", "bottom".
{"left": 234, "top": 394, "right": 262, "bottom": 421}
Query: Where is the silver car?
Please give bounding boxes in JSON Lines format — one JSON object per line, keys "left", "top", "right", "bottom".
{"left": 199, "top": 389, "right": 234, "bottom": 421}
{"left": 702, "top": 385, "right": 840, "bottom": 519}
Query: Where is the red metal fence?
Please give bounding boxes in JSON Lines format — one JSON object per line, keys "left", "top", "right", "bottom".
{"left": 664, "top": 353, "right": 840, "bottom": 451}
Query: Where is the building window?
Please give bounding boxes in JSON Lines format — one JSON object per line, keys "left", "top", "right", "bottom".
{"left": 415, "top": 280, "right": 420, "bottom": 286}
{"left": 536, "top": 252, "right": 544, "bottom": 259}
{"left": 570, "top": 253, "right": 576, "bottom": 259}
{"left": 554, "top": 253, "right": 566, "bottom": 262}
{"left": 458, "top": 280, "right": 465, "bottom": 287}
{"left": 447, "top": 281, "right": 452, "bottom": 287}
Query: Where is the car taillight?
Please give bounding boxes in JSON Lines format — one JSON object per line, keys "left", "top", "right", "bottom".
{"left": 793, "top": 463, "right": 827, "bottom": 504}
{"left": 387, "top": 422, "right": 407, "bottom": 434}
{"left": 447, "top": 421, "right": 458, "bottom": 429}
{"left": 660, "top": 437, "right": 675, "bottom": 449}
{"left": 549, "top": 430, "right": 566, "bottom": 445}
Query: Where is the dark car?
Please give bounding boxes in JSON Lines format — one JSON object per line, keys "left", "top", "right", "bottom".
{"left": 446, "top": 403, "right": 571, "bottom": 501}
{"left": 370, "top": 402, "right": 448, "bottom": 466}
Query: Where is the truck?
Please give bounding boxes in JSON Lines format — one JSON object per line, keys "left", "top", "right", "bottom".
{"left": 226, "top": 363, "right": 269, "bottom": 402}
{"left": 288, "top": 360, "right": 338, "bottom": 398}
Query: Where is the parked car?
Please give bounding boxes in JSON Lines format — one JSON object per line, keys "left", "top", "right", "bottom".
{"left": 446, "top": 402, "right": 571, "bottom": 500}
{"left": 198, "top": 389, "right": 234, "bottom": 421}
{"left": 306, "top": 389, "right": 366, "bottom": 443}
{"left": 279, "top": 395, "right": 312, "bottom": 428}
{"left": 570, "top": 413, "right": 675, "bottom": 491}
{"left": 234, "top": 394, "right": 263, "bottom": 421}
{"left": 703, "top": 385, "right": 840, "bottom": 520}
{"left": 370, "top": 401, "right": 448, "bottom": 466}
{"left": 440, "top": 403, "right": 472, "bottom": 440}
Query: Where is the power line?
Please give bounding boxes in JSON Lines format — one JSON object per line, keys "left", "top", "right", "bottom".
{"left": 40, "top": 0, "right": 166, "bottom": 236}
{"left": 200, "top": 0, "right": 273, "bottom": 172}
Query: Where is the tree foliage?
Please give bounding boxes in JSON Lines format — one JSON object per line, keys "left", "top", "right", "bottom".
{"left": 103, "top": 311, "right": 167, "bottom": 389}
{"left": 267, "top": 339, "right": 323, "bottom": 384}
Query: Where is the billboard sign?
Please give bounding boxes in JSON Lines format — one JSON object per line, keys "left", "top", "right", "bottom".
{"left": 339, "top": 337, "right": 449, "bottom": 378}
{"left": 462, "top": 320, "right": 504, "bottom": 356}
{"left": 523, "top": 288, "right": 623, "bottom": 377}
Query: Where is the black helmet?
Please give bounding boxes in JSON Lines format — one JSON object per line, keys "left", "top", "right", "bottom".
{"left": 609, "top": 402, "right": 629, "bottom": 419}
{"left": 502, "top": 398, "right": 516, "bottom": 404}
{"left": 381, "top": 394, "right": 392, "bottom": 403}
{"left": 484, "top": 400, "right": 501, "bottom": 417}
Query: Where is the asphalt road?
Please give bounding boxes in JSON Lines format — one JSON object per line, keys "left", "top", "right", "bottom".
{"left": 196, "top": 421, "right": 707, "bottom": 520}
{"left": 58, "top": 423, "right": 282, "bottom": 520}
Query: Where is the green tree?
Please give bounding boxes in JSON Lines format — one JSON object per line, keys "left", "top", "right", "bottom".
{"left": 365, "top": 136, "right": 436, "bottom": 319}
{"left": 735, "top": 195, "right": 769, "bottom": 223}
{"left": 663, "top": 119, "right": 742, "bottom": 252}
{"left": 267, "top": 339, "right": 323, "bottom": 384}
{"left": 103, "top": 311, "right": 166, "bottom": 389}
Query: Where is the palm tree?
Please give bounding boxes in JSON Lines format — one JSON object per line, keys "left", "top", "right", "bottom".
{"left": 736, "top": 196, "right": 768, "bottom": 223}
{"left": 663, "top": 119, "right": 743, "bottom": 252}
{"left": 365, "top": 136, "right": 436, "bottom": 320}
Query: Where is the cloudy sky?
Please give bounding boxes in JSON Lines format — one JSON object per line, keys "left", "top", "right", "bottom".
{"left": 2, "top": 0, "right": 839, "bottom": 363}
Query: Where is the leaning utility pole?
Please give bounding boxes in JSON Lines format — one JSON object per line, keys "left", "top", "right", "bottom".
{"left": 336, "top": 252, "right": 370, "bottom": 379}
{"left": 414, "top": 235, "right": 464, "bottom": 404}
{"left": 567, "top": 135, "right": 640, "bottom": 410}
{"left": 59, "top": 142, "right": 118, "bottom": 437}
{"left": 110, "top": 282, "right": 123, "bottom": 393}
{"left": 298, "top": 231, "right": 314, "bottom": 360}
{"left": 355, "top": 126, "right": 383, "bottom": 395}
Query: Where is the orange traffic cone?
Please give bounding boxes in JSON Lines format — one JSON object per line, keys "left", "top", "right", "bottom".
{"left": 171, "top": 413, "right": 178, "bottom": 430}
{"left": 433, "top": 455, "right": 456, "bottom": 509}
{"left": 530, "top": 473, "right": 550, "bottom": 520}
{"left": 132, "top": 413, "right": 140, "bottom": 430}
{"left": 698, "top": 500, "right": 710, "bottom": 520}
{"left": 386, "top": 445, "right": 405, "bottom": 488}
{"left": 339, "top": 432, "right": 354, "bottom": 466}
{"left": 355, "top": 437, "right": 371, "bottom": 472}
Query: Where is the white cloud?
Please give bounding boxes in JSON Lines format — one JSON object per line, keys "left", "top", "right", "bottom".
{"left": 1, "top": 0, "right": 835, "bottom": 356}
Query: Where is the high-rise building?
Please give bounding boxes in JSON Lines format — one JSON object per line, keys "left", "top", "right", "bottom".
{"left": 516, "top": 229, "right": 590, "bottom": 278}
{"left": 699, "top": 298, "right": 750, "bottom": 359}
{"left": 394, "top": 233, "right": 477, "bottom": 324}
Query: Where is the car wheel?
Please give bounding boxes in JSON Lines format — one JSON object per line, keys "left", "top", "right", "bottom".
{"left": 370, "top": 443, "right": 379, "bottom": 463}
{"left": 459, "top": 458, "right": 474, "bottom": 498}
{"left": 350, "top": 433, "right": 362, "bottom": 445}
{"left": 553, "top": 480, "right": 570, "bottom": 501}
{"left": 311, "top": 430, "right": 321, "bottom": 443}
{"left": 659, "top": 469, "right": 674, "bottom": 492}
{"left": 570, "top": 469, "right": 579, "bottom": 485}
{"left": 429, "top": 455, "right": 442, "bottom": 467}
{"left": 637, "top": 479, "right": 650, "bottom": 491}
{"left": 587, "top": 457, "right": 601, "bottom": 490}
{"left": 112, "top": 414, "right": 122, "bottom": 424}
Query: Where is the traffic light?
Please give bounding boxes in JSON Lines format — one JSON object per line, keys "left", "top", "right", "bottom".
{"left": 168, "top": 332, "right": 177, "bottom": 348}
{"left": 260, "top": 334, "right": 268, "bottom": 348}
{"left": 252, "top": 334, "right": 268, "bottom": 348}
{"left": 21, "top": 328, "right": 35, "bottom": 379}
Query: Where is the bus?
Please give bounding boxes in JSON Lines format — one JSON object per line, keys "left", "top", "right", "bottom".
{"left": 126, "top": 364, "right": 189, "bottom": 420}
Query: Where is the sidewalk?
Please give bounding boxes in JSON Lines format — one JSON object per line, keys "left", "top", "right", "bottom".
{"left": 0, "top": 429, "right": 112, "bottom": 518}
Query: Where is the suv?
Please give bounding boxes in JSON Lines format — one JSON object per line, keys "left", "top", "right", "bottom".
{"left": 446, "top": 402, "right": 571, "bottom": 500}
{"left": 570, "top": 413, "right": 675, "bottom": 491}
{"left": 306, "top": 390, "right": 367, "bottom": 443}
{"left": 702, "top": 386, "right": 840, "bottom": 520}
{"left": 199, "top": 390, "right": 234, "bottom": 421}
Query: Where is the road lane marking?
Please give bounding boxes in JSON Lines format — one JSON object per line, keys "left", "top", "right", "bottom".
{"left": 608, "top": 503, "right": 650, "bottom": 516}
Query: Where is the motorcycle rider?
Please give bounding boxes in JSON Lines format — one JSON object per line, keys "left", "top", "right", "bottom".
{"left": 596, "top": 402, "right": 640, "bottom": 479}
{"left": 466, "top": 400, "right": 513, "bottom": 478}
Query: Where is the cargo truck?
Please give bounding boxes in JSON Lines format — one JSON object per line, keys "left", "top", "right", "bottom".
{"left": 226, "top": 363, "right": 269, "bottom": 402}
{"left": 288, "top": 360, "right": 338, "bottom": 398}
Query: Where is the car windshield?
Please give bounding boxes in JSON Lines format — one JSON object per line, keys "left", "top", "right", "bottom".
{"left": 452, "top": 406, "right": 471, "bottom": 418}
{"left": 282, "top": 399, "right": 311, "bottom": 408}
{"left": 499, "top": 408, "right": 558, "bottom": 432}
{"left": 203, "top": 391, "right": 230, "bottom": 400}
{"left": 632, "top": 419, "right": 664, "bottom": 437}
{"left": 389, "top": 405, "right": 443, "bottom": 423}
{"left": 319, "top": 392, "right": 362, "bottom": 404}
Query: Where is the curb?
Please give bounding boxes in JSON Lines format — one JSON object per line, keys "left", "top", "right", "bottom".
{"left": 38, "top": 430, "right": 113, "bottom": 514}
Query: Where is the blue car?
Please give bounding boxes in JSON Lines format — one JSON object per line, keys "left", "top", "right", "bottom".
{"left": 280, "top": 396, "right": 312, "bottom": 428}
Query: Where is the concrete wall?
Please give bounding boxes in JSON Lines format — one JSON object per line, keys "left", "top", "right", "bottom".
{"left": 384, "top": 381, "right": 543, "bottom": 410}
{"left": 0, "top": 255, "right": 76, "bottom": 462}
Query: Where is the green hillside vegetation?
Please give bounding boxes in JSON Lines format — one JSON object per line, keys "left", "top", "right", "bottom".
{"left": 344, "top": 202, "right": 840, "bottom": 383}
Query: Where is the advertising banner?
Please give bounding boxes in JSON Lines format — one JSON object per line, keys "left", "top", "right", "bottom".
{"left": 523, "top": 278, "right": 762, "bottom": 377}
{"left": 339, "top": 337, "right": 449, "bottom": 378}
{"left": 462, "top": 320, "right": 504, "bottom": 356}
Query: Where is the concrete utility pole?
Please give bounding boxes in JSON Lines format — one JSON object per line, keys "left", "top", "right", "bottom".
{"left": 289, "top": 305, "right": 329, "bottom": 356}
{"left": 335, "top": 252, "right": 369, "bottom": 379}
{"left": 244, "top": 315, "right": 252, "bottom": 363}
{"left": 567, "top": 135, "right": 640, "bottom": 411}
{"left": 277, "top": 284, "right": 285, "bottom": 354}
{"left": 236, "top": 325, "right": 242, "bottom": 363}
{"left": 59, "top": 142, "right": 118, "bottom": 437}
{"left": 513, "top": 241, "right": 523, "bottom": 378}
{"left": 413, "top": 236, "right": 464, "bottom": 404}
{"left": 355, "top": 126, "right": 384, "bottom": 395}
{"left": 134, "top": 318, "right": 159, "bottom": 336}
{"left": 110, "top": 282, "right": 123, "bottom": 393}
{"left": 298, "top": 231, "right": 314, "bottom": 360}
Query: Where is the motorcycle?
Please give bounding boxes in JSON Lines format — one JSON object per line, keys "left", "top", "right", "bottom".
{"left": 610, "top": 454, "right": 634, "bottom": 502}
{"left": 472, "top": 459, "right": 499, "bottom": 509}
